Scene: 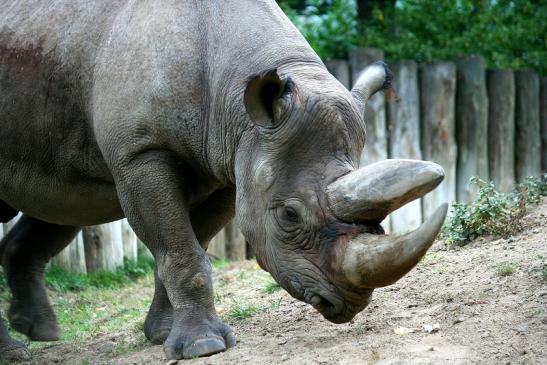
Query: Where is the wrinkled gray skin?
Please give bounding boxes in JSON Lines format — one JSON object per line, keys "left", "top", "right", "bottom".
{"left": 0, "top": 0, "right": 445, "bottom": 361}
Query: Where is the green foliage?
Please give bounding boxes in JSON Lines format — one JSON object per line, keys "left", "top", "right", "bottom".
{"left": 283, "top": 0, "right": 359, "bottom": 60}
{"left": 44, "top": 256, "right": 155, "bottom": 293}
{"left": 495, "top": 261, "right": 518, "bottom": 276}
{"left": 442, "top": 175, "right": 546, "bottom": 246}
{"left": 281, "top": 0, "right": 547, "bottom": 74}
{"left": 227, "top": 300, "right": 260, "bottom": 320}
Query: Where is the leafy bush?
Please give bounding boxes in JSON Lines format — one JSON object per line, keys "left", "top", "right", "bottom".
{"left": 442, "top": 175, "right": 546, "bottom": 246}
{"left": 280, "top": 0, "right": 547, "bottom": 74}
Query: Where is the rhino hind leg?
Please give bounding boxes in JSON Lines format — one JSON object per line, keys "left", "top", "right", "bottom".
{"left": 144, "top": 268, "right": 173, "bottom": 344}
{"left": 0, "top": 316, "right": 31, "bottom": 361}
{"left": 1, "top": 215, "right": 79, "bottom": 341}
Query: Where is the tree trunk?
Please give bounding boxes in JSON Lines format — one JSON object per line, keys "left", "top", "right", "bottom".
{"left": 515, "top": 71, "right": 541, "bottom": 181}
{"left": 83, "top": 223, "right": 124, "bottom": 272}
{"left": 487, "top": 70, "right": 515, "bottom": 192}
{"left": 420, "top": 62, "right": 457, "bottom": 217}
{"left": 51, "top": 232, "right": 87, "bottom": 273}
{"left": 455, "top": 56, "right": 489, "bottom": 203}
{"left": 387, "top": 60, "right": 422, "bottom": 233}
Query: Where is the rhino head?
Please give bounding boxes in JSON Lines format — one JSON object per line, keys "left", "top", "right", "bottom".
{"left": 234, "top": 62, "right": 447, "bottom": 323}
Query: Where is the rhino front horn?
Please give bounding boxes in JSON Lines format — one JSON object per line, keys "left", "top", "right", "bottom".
{"left": 339, "top": 203, "right": 448, "bottom": 288}
{"left": 326, "top": 159, "right": 444, "bottom": 224}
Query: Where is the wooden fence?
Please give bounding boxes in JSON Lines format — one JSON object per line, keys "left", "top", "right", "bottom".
{"left": 1, "top": 49, "right": 545, "bottom": 271}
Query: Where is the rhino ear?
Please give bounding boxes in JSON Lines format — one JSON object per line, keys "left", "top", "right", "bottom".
{"left": 244, "top": 69, "right": 292, "bottom": 127}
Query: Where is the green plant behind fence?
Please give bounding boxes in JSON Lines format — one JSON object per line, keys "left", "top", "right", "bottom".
{"left": 279, "top": 0, "right": 547, "bottom": 75}
{"left": 442, "top": 175, "right": 546, "bottom": 246}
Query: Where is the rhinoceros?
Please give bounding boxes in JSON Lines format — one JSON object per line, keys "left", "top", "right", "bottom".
{"left": 0, "top": 0, "right": 447, "bottom": 361}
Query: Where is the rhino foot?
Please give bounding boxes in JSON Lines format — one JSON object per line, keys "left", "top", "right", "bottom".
{"left": 0, "top": 317, "right": 31, "bottom": 362}
{"left": 8, "top": 303, "right": 61, "bottom": 341}
{"left": 162, "top": 311, "right": 236, "bottom": 360}
{"left": 0, "top": 339, "right": 31, "bottom": 362}
{"left": 144, "top": 308, "right": 172, "bottom": 344}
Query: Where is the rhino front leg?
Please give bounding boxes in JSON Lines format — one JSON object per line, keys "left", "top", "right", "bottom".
{"left": 107, "top": 150, "right": 235, "bottom": 360}
{"left": 144, "top": 188, "right": 236, "bottom": 346}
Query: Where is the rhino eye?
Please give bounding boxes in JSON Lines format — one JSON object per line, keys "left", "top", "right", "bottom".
{"left": 276, "top": 205, "right": 301, "bottom": 226}
{"left": 283, "top": 206, "right": 299, "bottom": 222}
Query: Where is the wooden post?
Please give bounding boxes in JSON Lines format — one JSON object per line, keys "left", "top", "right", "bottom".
{"left": 515, "top": 71, "right": 541, "bottom": 181}
{"left": 420, "top": 62, "right": 457, "bottom": 217}
{"left": 387, "top": 60, "right": 422, "bottom": 232}
{"left": 325, "top": 59, "right": 350, "bottom": 89}
{"left": 224, "top": 221, "right": 246, "bottom": 261}
{"left": 121, "top": 219, "right": 138, "bottom": 262}
{"left": 83, "top": 223, "right": 124, "bottom": 272}
{"left": 455, "top": 56, "right": 489, "bottom": 203}
{"left": 349, "top": 47, "right": 389, "bottom": 232}
{"left": 51, "top": 232, "right": 87, "bottom": 273}
{"left": 487, "top": 70, "right": 515, "bottom": 192}
{"left": 207, "top": 230, "right": 226, "bottom": 260}
{"left": 542, "top": 77, "right": 547, "bottom": 172}
{"left": 349, "top": 48, "right": 388, "bottom": 167}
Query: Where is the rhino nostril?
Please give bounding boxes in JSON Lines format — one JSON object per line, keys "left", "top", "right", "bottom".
{"left": 310, "top": 294, "right": 336, "bottom": 312}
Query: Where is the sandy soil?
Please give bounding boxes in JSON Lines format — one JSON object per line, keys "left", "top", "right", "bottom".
{"left": 19, "top": 199, "right": 547, "bottom": 365}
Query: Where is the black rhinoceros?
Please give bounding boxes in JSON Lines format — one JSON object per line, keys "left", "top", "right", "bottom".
{"left": 0, "top": 0, "right": 447, "bottom": 361}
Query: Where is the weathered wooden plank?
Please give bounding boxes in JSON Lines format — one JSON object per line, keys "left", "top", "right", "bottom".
{"left": 207, "top": 230, "right": 226, "bottom": 260}
{"left": 224, "top": 221, "right": 246, "bottom": 261}
{"left": 121, "top": 219, "right": 138, "bottom": 262}
{"left": 51, "top": 232, "right": 87, "bottom": 273}
{"left": 540, "top": 77, "right": 547, "bottom": 172}
{"left": 387, "top": 60, "right": 422, "bottom": 233}
{"left": 455, "top": 56, "right": 489, "bottom": 203}
{"left": 515, "top": 70, "right": 541, "bottom": 181}
{"left": 326, "top": 59, "right": 350, "bottom": 89}
{"left": 349, "top": 48, "right": 388, "bottom": 166}
{"left": 349, "top": 47, "right": 389, "bottom": 232}
{"left": 420, "top": 62, "right": 457, "bottom": 217}
{"left": 487, "top": 69, "right": 515, "bottom": 192}
{"left": 83, "top": 223, "right": 124, "bottom": 272}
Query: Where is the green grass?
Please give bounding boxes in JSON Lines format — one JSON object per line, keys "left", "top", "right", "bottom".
{"left": 226, "top": 300, "right": 259, "bottom": 320}
{"left": 442, "top": 175, "right": 546, "bottom": 246}
{"left": 211, "top": 258, "right": 231, "bottom": 270}
{"left": 261, "top": 279, "right": 282, "bottom": 294}
{"left": 495, "top": 261, "right": 518, "bottom": 277}
{"left": 44, "top": 256, "right": 155, "bottom": 292}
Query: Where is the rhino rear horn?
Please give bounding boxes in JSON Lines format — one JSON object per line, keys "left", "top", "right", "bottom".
{"left": 350, "top": 61, "right": 393, "bottom": 117}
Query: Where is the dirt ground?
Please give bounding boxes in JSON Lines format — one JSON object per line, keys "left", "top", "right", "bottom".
{"left": 17, "top": 199, "right": 547, "bottom": 365}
